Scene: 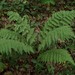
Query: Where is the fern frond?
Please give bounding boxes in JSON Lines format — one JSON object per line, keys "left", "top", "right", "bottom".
{"left": 7, "top": 11, "right": 37, "bottom": 45}
{"left": 43, "top": 10, "right": 75, "bottom": 31}
{"left": 7, "top": 11, "right": 30, "bottom": 34}
{"left": 39, "top": 26, "right": 75, "bottom": 50}
{"left": 38, "top": 49, "right": 75, "bottom": 65}
{"left": 7, "top": 11, "right": 22, "bottom": 22}
{"left": 0, "top": 39, "right": 34, "bottom": 54}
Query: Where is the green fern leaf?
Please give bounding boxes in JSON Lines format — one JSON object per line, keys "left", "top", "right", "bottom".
{"left": 38, "top": 49, "right": 75, "bottom": 65}
{"left": 0, "top": 39, "right": 34, "bottom": 54}
{"left": 43, "top": 10, "right": 75, "bottom": 31}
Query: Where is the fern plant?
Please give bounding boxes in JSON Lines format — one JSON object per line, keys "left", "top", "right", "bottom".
{"left": 38, "top": 10, "right": 75, "bottom": 65}
{"left": 0, "top": 10, "right": 75, "bottom": 66}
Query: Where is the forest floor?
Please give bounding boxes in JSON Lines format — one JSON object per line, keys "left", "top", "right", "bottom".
{"left": 0, "top": 0, "right": 75, "bottom": 75}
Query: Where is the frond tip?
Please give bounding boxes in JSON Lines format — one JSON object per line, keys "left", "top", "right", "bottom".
{"left": 38, "top": 49, "right": 75, "bottom": 65}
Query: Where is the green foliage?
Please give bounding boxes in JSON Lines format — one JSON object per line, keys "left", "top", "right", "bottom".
{"left": 0, "top": 0, "right": 75, "bottom": 74}
{"left": 0, "top": 11, "right": 36, "bottom": 55}
{"left": 7, "top": 11, "right": 22, "bottom": 22}
{"left": 40, "top": 0, "right": 55, "bottom": 5}
{"left": 0, "top": 39, "right": 34, "bottom": 54}
{"left": 39, "top": 10, "right": 75, "bottom": 50}
{"left": 0, "top": 29, "right": 21, "bottom": 40}
{"left": 0, "top": 10, "right": 75, "bottom": 68}
{"left": 0, "top": 0, "right": 27, "bottom": 12}
{"left": 38, "top": 10, "right": 75, "bottom": 65}
{"left": 39, "top": 25, "right": 75, "bottom": 50}
{"left": 32, "top": 59, "right": 44, "bottom": 73}
{"left": 43, "top": 10, "right": 75, "bottom": 31}
{"left": 0, "top": 0, "right": 5, "bottom": 10}
{"left": 7, "top": 11, "right": 37, "bottom": 45}
{"left": 38, "top": 49, "right": 75, "bottom": 65}
{"left": 0, "top": 62, "right": 6, "bottom": 72}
